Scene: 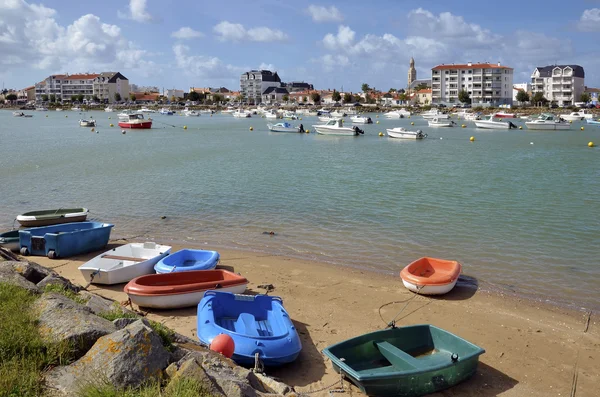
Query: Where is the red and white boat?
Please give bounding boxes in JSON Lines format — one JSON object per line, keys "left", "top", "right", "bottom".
{"left": 494, "top": 111, "right": 515, "bottom": 118}
{"left": 118, "top": 113, "right": 152, "bottom": 129}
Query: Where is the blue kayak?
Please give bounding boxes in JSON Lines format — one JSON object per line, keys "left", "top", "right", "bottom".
{"left": 197, "top": 291, "right": 302, "bottom": 366}
{"left": 154, "top": 249, "right": 219, "bottom": 273}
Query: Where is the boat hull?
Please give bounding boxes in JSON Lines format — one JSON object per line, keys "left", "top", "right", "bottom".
{"left": 313, "top": 126, "right": 358, "bottom": 136}
{"left": 400, "top": 257, "right": 461, "bottom": 295}
{"left": 525, "top": 122, "right": 571, "bottom": 130}
{"left": 586, "top": 119, "right": 600, "bottom": 124}
{"left": 386, "top": 129, "right": 426, "bottom": 139}
{"left": 118, "top": 121, "right": 153, "bottom": 129}
{"left": 0, "top": 230, "right": 20, "bottom": 252}
{"left": 474, "top": 121, "right": 511, "bottom": 129}
{"left": 154, "top": 249, "right": 219, "bottom": 273}
{"left": 16, "top": 208, "right": 89, "bottom": 227}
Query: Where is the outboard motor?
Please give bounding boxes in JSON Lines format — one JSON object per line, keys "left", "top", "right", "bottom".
{"left": 367, "top": 117, "right": 373, "bottom": 124}
{"left": 299, "top": 123, "right": 305, "bottom": 133}
{"left": 353, "top": 126, "right": 364, "bottom": 134}
{"left": 508, "top": 121, "right": 517, "bottom": 129}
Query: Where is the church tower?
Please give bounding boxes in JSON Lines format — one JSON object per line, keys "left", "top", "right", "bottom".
{"left": 408, "top": 57, "right": 417, "bottom": 88}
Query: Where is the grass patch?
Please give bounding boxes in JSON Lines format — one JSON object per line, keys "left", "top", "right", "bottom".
{"left": 77, "top": 376, "right": 214, "bottom": 397}
{"left": 42, "top": 283, "right": 88, "bottom": 305}
{"left": 0, "top": 283, "right": 75, "bottom": 397}
{"left": 97, "top": 305, "right": 139, "bottom": 322}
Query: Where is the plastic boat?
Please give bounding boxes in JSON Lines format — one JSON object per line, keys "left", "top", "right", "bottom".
{"left": 525, "top": 114, "right": 571, "bottom": 130}
{"left": 0, "top": 230, "right": 20, "bottom": 252}
{"left": 197, "top": 291, "right": 302, "bottom": 366}
{"left": 267, "top": 122, "right": 304, "bottom": 133}
{"left": 118, "top": 113, "right": 152, "bottom": 129}
{"left": 585, "top": 118, "right": 600, "bottom": 125}
{"left": 427, "top": 118, "right": 454, "bottom": 127}
{"left": 19, "top": 221, "right": 113, "bottom": 259}
{"left": 312, "top": 119, "right": 364, "bottom": 136}
{"left": 400, "top": 257, "right": 461, "bottom": 295}
{"left": 79, "top": 119, "right": 96, "bottom": 127}
{"left": 322, "top": 325, "right": 485, "bottom": 397}
{"left": 154, "top": 249, "right": 219, "bottom": 273}
{"left": 386, "top": 127, "right": 427, "bottom": 139}
{"left": 78, "top": 242, "right": 172, "bottom": 285}
{"left": 474, "top": 115, "right": 517, "bottom": 129}
{"left": 494, "top": 111, "right": 516, "bottom": 118}
{"left": 16, "top": 208, "right": 89, "bottom": 227}
{"left": 124, "top": 269, "right": 248, "bottom": 309}
{"left": 350, "top": 115, "right": 373, "bottom": 124}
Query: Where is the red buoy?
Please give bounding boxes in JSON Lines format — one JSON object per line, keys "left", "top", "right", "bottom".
{"left": 209, "top": 334, "right": 235, "bottom": 358}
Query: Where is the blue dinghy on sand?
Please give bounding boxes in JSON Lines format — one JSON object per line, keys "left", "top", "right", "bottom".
{"left": 154, "top": 249, "right": 219, "bottom": 273}
{"left": 197, "top": 291, "right": 302, "bottom": 366}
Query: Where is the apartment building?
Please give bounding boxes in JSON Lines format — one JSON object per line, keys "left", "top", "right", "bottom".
{"left": 431, "top": 62, "right": 513, "bottom": 106}
{"left": 35, "top": 72, "right": 129, "bottom": 103}
{"left": 530, "top": 65, "right": 584, "bottom": 106}
{"left": 240, "top": 70, "right": 282, "bottom": 104}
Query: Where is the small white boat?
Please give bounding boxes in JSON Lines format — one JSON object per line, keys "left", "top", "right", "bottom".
{"left": 13, "top": 111, "right": 24, "bottom": 117}
{"left": 525, "top": 114, "right": 571, "bottom": 130}
{"left": 559, "top": 112, "right": 584, "bottom": 121}
{"left": 351, "top": 115, "right": 373, "bottom": 124}
{"left": 55, "top": 108, "right": 63, "bottom": 112}
{"left": 577, "top": 109, "right": 594, "bottom": 120}
{"left": 428, "top": 118, "right": 454, "bottom": 127}
{"left": 104, "top": 107, "right": 114, "bottom": 112}
{"left": 221, "top": 107, "right": 236, "bottom": 114}
{"left": 386, "top": 127, "right": 427, "bottom": 139}
{"left": 200, "top": 109, "right": 214, "bottom": 114}
{"left": 313, "top": 118, "right": 364, "bottom": 136}
{"left": 585, "top": 118, "right": 600, "bottom": 125}
{"left": 36, "top": 107, "right": 48, "bottom": 111}
{"left": 421, "top": 109, "right": 449, "bottom": 120}
{"left": 78, "top": 242, "right": 172, "bottom": 285}
{"left": 283, "top": 111, "right": 298, "bottom": 120}
{"left": 318, "top": 115, "right": 335, "bottom": 122}
{"left": 159, "top": 107, "right": 174, "bottom": 115}
{"left": 232, "top": 109, "right": 251, "bottom": 118}
{"left": 267, "top": 122, "right": 304, "bottom": 133}
{"left": 139, "top": 107, "right": 156, "bottom": 113}
{"left": 117, "top": 110, "right": 138, "bottom": 119}
{"left": 264, "top": 110, "right": 279, "bottom": 119}
{"left": 71, "top": 107, "right": 82, "bottom": 111}
{"left": 384, "top": 109, "right": 411, "bottom": 119}
{"left": 494, "top": 111, "right": 516, "bottom": 118}
{"left": 474, "top": 115, "right": 518, "bottom": 129}
{"left": 464, "top": 113, "right": 481, "bottom": 121}
{"left": 182, "top": 108, "right": 199, "bottom": 117}
{"left": 79, "top": 119, "right": 96, "bottom": 127}
{"left": 330, "top": 110, "right": 347, "bottom": 117}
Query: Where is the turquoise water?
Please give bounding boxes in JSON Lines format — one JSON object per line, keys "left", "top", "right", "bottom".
{"left": 1, "top": 110, "right": 599, "bottom": 310}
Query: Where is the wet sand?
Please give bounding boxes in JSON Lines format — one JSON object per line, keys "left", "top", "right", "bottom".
{"left": 33, "top": 241, "right": 599, "bottom": 397}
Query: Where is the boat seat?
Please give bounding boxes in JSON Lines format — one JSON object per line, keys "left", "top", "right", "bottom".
{"left": 235, "top": 313, "right": 260, "bottom": 337}
{"left": 101, "top": 255, "right": 145, "bottom": 262}
{"left": 375, "top": 341, "right": 421, "bottom": 371}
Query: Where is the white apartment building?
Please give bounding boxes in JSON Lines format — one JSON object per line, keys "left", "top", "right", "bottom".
{"left": 35, "top": 72, "right": 129, "bottom": 103}
{"left": 164, "top": 89, "right": 184, "bottom": 99}
{"left": 530, "top": 65, "right": 584, "bottom": 106}
{"left": 431, "top": 62, "right": 513, "bottom": 106}
{"left": 240, "top": 70, "right": 282, "bottom": 104}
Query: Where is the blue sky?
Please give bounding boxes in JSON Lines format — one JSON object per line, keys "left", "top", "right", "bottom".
{"left": 1, "top": 0, "right": 599, "bottom": 92}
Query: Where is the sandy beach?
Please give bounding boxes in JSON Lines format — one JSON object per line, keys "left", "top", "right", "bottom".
{"left": 31, "top": 240, "right": 599, "bottom": 397}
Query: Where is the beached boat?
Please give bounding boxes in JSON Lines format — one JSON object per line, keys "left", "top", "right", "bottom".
{"left": 267, "top": 122, "right": 304, "bottom": 133}
{"left": 79, "top": 119, "right": 96, "bottom": 127}
{"left": 494, "top": 111, "right": 516, "bottom": 118}
{"left": 400, "top": 257, "right": 461, "bottom": 295}
{"left": 386, "top": 127, "right": 427, "bottom": 139}
{"left": 19, "top": 221, "right": 113, "bottom": 259}
{"left": 197, "top": 291, "right": 302, "bottom": 366}
{"left": 118, "top": 113, "right": 152, "bottom": 129}
{"left": 525, "top": 114, "right": 571, "bottom": 130}
{"left": 124, "top": 269, "right": 248, "bottom": 309}
{"left": 154, "top": 249, "right": 219, "bottom": 273}
{"left": 78, "top": 242, "right": 172, "bottom": 285}
{"left": 16, "top": 208, "right": 89, "bottom": 227}
{"left": 0, "top": 230, "right": 20, "bottom": 252}
{"left": 474, "top": 115, "right": 518, "bottom": 129}
{"left": 559, "top": 112, "right": 584, "bottom": 121}
{"left": 313, "top": 119, "right": 364, "bottom": 136}
{"left": 351, "top": 115, "right": 373, "bottom": 124}
{"left": 427, "top": 118, "right": 454, "bottom": 127}
{"left": 322, "top": 325, "right": 485, "bottom": 397}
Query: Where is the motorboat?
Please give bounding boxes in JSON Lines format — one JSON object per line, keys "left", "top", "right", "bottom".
{"left": 104, "top": 106, "right": 114, "bottom": 112}
{"left": 267, "top": 122, "right": 304, "bottom": 133}
{"left": 232, "top": 109, "right": 251, "bottom": 118}
{"left": 78, "top": 242, "right": 172, "bottom": 285}
{"left": 154, "top": 249, "right": 220, "bottom": 273}
{"left": 159, "top": 107, "right": 174, "bottom": 115}
{"left": 386, "top": 127, "right": 427, "bottom": 139}
{"left": 400, "top": 257, "right": 462, "bottom": 295}
{"left": 117, "top": 110, "right": 139, "bottom": 118}
{"left": 427, "top": 118, "right": 454, "bottom": 127}
{"left": 71, "top": 107, "right": 82, "bottom": 111}
{"left": 139, "top": 107, "right": 156, "bottom": 113}
{"left": 474, "top": 115, "right": 517, "bottom": 129}
{"left": 118, "top": 113, "right": 152, "bottom": 129}
{"left": 384, "top": 109, "right": 411, "bottom": 119}
{"left": 318, "top": 115, "right": 334, "bottom": 122}
{"left": 221, "top": 107, "right": 236, "bottom": 114}
{"left": 494, "top": 111, "right": 516, "bottom": 118}
{"left": 16, "top": 207, "right": 89, "bottom": 227}
{"left": 55, "top": 108, "right": 63, "bottom": 112}
{"left": 577, "top": 109, "right": 595, "bottom": 120}
{"left": 182, "top": 108, "right": 199, "bottom": 117}
{"left": 264, "top": 110, "right": 279, "bottom": 119}
{"left": 330, "top": 110, "right": 347, "bottom": 117}
{"left": 79, "top": 119, "right": 96, "bottom": 127}
{"left": 420, "top": 109, "right": 448, "bottom": 120}
{"left": 200, "top": 109, "right": 215, "bottom": 114}
{"left": 0, "top": 230, "right": 20, "bottom": 252}
{"left": 525, "top": 114, "right": 571, "bottom": 130}
{"left": 559, "top": 112, "right": 584, "bottom": 121}
{"left": 586, "top": 118, "right": 600, "bottom": 125}
{"left": 313, "top": 118, "right": 364, "bottom": 136}
{"left": 464, "top": 113, "right": 481, "bottom": 121}
{"left": 36, "top": 107, "right": 48, "bottom": 111}
{"left": 282, "top": 111, "right": 298, "bottom": 120}
{"left": 350, "top": 115, "right": 373, "bottom": 124}
{"left": 197, "top": 292, "right": 302, "bottom": 366}
{"left": 13, "top": 111, "right": 24, "bottom": 117}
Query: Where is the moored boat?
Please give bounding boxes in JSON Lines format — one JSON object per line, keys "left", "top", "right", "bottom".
{"left": 16, "top": 208, "right": 89, "bottom": 227}
{"left": 386, "top": 127, "right": 427, "bottom": 139}
{"left": 79, "top": 119, "right": 96, "bottom": 127}
{"left": 118, "top": 113, "right": 152, "bottom": 129}
{"left": 232, "top": 109, "right": 251, "bottom": 118}
{"left": 420, "top": 109, "right": 448, "bottom": 120}
{"left": 400, "top": 257, "right": 462, "bottom": 295}
{"left": 350, "top": 115, "right": 373, "bottom": 124}
{"left": 474, "top": 115, "right": 517, "bottom": 129}
{"left": 586, "top": 118, "right": 600, "bottom": 125}
{"left": 197, "top": 291, "right": 302, "bottom": 366}
{"left": 427, "top": 118, "right": 454, "bottom": 127}
{"left": 525, "top": 114, "right": 571, "bottom": 130}
{"left": 559, "top": 112, "right": 584, "bottom": 121}
{"left": 267, "top": 122, "right": 304, "bottom": 133}
{"left": 154, "top": 249, "right": 219, "bottom": 273}
{"left": 0, "top": 230, "right": 20, "bottom": 252}
{"left": 124, "top": 269, "right": 248, "bottom": 309}
{"left": 78, "top": 242, "right": 172, "bottom": 285}
{"left": 494, "top": 111, "right": 516, "bottom": 118}
{"left": 384, "top": 109, "right": 411, "bottom": 119}
{"left": 313, "top": 118, "right": 363, "bottom": 136}
{"left": 159, "top": 107, "right": 174, "bottom": 115}
{"left": 104, "top": 106, "right": 114, "bottom": 112}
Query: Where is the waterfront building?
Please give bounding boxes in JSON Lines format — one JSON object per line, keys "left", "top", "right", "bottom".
{"left": 261, "top": 87, "right": 289, "bottom": 104}
{"left": 164, "top": 89, "right": 184, "bottom": 100}
{"left": 35, "top": 72, "right": 129, "bottom": 103}
{"left": 584, "top": 87, "right": 600, "bottom": 106}
{"left": 431, "top": 62, "right": 513, "bottom": 107}
{"left": 410, "top": 88, "right": 432, "bottom": 106}
{"left": 408, "top": 57, "right": 417, "bottom": 88}
{"left": 240, "top": 70, "right": 282, "bottom": 104}
{"left": 530, "top": 65, "right": 584, "bottom": 106}
{"left": 283, "top": 81, "right": 314, "bottom": 93}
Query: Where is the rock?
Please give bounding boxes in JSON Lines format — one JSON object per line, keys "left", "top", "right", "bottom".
{"left": 0, "top": 268, "right": 40, "bottom": 293}
{"left": 78, "top": 290, "right": 136, "bottom": 317}
{"left": 201, "top": 352, "right": 265, "bottom": 397}
{"left": 167, "top": 357, "right": 225, "bottom": 396}
{"left": 254, "top": 373, "right": 292, "bottom": 395}
{"left": 37, "top": 274, "right": 76, "bottom": 291}
{"left": 0, "top": 260, "right": 54, "bottom": 284}
{"left": 45, "top": 320, "right": 170, "bottom": 394}
{"left": 34, "top": 293, "right": 116, "bottom": 358}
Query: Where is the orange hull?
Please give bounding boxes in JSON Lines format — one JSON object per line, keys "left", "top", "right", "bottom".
{"left": 400, "top": 257, "right": 461, "bottom": 286}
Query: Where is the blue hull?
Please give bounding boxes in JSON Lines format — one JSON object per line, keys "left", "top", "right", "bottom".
{"left": 19, "top": 221, "right": 113, "bottom": 259}
{"left": 154, "top": 249, "right": 219, "bottom": 273}
{"left": 197, "top": 291, "right": 302, "bottom": 367}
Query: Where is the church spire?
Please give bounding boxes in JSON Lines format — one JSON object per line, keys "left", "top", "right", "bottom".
{"left": 408, "top": 57, "right": 417, "bottom": 89}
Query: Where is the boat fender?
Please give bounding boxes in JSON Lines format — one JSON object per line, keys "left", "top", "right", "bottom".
{"left": 451, "top": 353, "right": 459, "bottom": 362}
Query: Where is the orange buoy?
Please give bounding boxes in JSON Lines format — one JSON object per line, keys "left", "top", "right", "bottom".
{"left": 209, "top": 334, "right": 235, "bottom": 358}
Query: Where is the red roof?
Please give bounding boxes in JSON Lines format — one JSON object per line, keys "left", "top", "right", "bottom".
{"left": 415, "top": 88, "right": 432, "bottom": 94}
{"left": 432, "top": 63, "right": 512, "bottom": 70}
{"left": 64, "top": 74, "right": 100, "bottom": 80}
{"left": 133, "top": 93, "right": 159, "bottom": 101}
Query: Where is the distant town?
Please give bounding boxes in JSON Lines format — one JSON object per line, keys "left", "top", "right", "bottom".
{"left": 1, "top": 59, "right": 598, "bottom": 109}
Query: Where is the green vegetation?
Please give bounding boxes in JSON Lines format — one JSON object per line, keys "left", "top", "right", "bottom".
{"left": 77, "top": 94, "right": 85, "bottom": 103}
{"left": 332, "top": 90, "right": 341, "bottom": 102}
{"left": 0, "top": 284, "right": 75, "bottom": 397}
{"left": 5, "top": 93, "right": 17, "bottom": 102}
{"left": 580, "top": 92, "right": 591, "bottom": 104}
{"left": 343, "top": 92, "right": 352, "bottom": 103}
{"left": 97, "top": 306, "right": 139, "bottom": 322}
{"left": 42, "top": 283, "right": 87, "bottom": 305}
{"left": 414, "top": 83, "right": 429, "bottom": 91}
{"left": 531, "top": 92, "right": 547, "bottom": 105}
{"left": 188, "top": 91, "right": 200, "bottom": 102}
{"left": 458, "top": 90, "right": 471, "bottom": 104}
{"left": 361, "top": 83, "right": 370, "bottom": 94}
{"left": 41, "top": 94, "right": 49, "bottom": 102}
{"left": 129, "top": 93, "right": 137, "bottom": 102}
{"left": 77, "top": 376, "right": 214, "bottom": 397}
{"left": 146, "top": 320, "right": 175, "bottom": 352}
{"left": 282, "top": 94, "right": 289, "bottom": 102}
{"left": 310, "top": 92, "right": 321, "bottom": 104}
{"left": 516, "top": 90, "right": 529, "bottom": 103}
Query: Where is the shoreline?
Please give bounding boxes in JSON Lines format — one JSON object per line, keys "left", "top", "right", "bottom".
{"left": 30, "top": 239, "right": 599, "bottom": 397}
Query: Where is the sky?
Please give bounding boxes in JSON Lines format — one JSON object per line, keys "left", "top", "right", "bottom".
{"left": 1, "top": 0, "right": 600, "bottom": 92}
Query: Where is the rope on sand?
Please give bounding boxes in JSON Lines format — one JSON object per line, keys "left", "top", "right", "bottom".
{"left": 570, "top": 310, "right": 592, "bottom": 397}
{"left": 378, "top": 285, "right": 425, "bottom": 328}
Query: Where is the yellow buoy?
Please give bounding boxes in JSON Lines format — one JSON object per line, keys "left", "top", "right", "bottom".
{"left": 589, "top": 141, "right": 595, "bottom": 147}
{"left": 376, "top": 120, "right": 380, "bottom": 124}
{"left": 461, "top": 124, "right": 466, "bottom": 128}
{"left": 411, "top": 122, "right": 414, "bottom": 125}
{"left": 581, "top": 126, "right": 584, "bottom": 131}
{"left": 408, "top": 116, "right": 411, "bottom": 119}
{"left": 519, "top": 126, "right": 523, "bottom": 129}
{"left": 470, "top": 136, "right": 475, "bottom": 142}
{"left": 249, "top": 127, "right": 254, "bottom": 131}
{"left": 378, "top": 132, "right": 383, "bottom": 136}
{"left": 183, "top": 125, "right": 187, "bottom": 130}
{"left": 109, "top": 123, "right": 114, "bottom": 127}
{"left": 569, "top": 120, "right": 572, "bottom": 123}
{"left": 306, "top": 129, "right": 310, "bottom": 133}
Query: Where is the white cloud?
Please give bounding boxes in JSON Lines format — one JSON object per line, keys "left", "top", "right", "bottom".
{"left": 171, "top": 27, "right": 204, "bottom": 39}
{"left": 577, "top": 8, "right": 600, "bottom": 31}
{"left": 322, "top": 25, "right": 355, "bottom": 50}
{"left": 319, "top": 54, "right": 350, "bottom": 71}
{"left": 213, "top": 21, "right": 288, "bottom": 42}
{"left": 307, "top": 5, "right": 343, "bottom": 22}
{"left": 259, "top": 62, "right": 276, "bottom": 71}
{"left": 172, "top": 44, "right": 245, "bottom": 80}
{"left": 118, "top": 0, "right": 153, "bottom": 22}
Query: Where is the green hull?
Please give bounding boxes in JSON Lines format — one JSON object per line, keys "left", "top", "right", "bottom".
{"left": 323, "top": 325, "right": 485, "bottom": 397}
{"left": 16, "top": 208, "right": 88, "bottom": 227}
{"left": 0, "top": 230, "right": 20, "bottom": 252}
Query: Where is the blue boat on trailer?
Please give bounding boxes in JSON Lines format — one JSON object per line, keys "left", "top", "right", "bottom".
{"left": 154, "top": 249, "right": 220, "bottom": 273}
{"left": 18, "top": 221, "right": 114, "bottom": 259}
{"left": 197, "top": 291, "right": 302, "bottom": 366}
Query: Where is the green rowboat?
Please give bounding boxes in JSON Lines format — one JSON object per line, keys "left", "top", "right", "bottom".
{"left": 0, "top": 230, "right": 20, "bottom": 252}
{"left": 322, "top": 325, "right": 485, "bottom": 397}
{"left": 16, "top": 208, "right": 89, "bottom": 227}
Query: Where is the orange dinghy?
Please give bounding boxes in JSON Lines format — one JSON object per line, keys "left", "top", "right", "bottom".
{"left": 400, "top": 257, "right": 462, "bottom": 295}
{"left": 124, "top": 269, "right": 248, "bottom": 309}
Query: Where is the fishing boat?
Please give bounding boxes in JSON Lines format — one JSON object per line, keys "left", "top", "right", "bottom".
{"left": 586, "top": 118, "right": 600, "bottom": 125}
{"left": 525, "top": 114, "right": 571, "bottom": 130}
{"left": 474, "top": 115, "right": 518, "bottom": 129}
{"left": 322, "top": 325, "right": 485, "bottom": 397}
{"left": 350, "top": 115, "right": 373, "bottom": 124}
{"left": 494, "top": 111, "right": 516, "bottom": 118}
{"left": 16, "top": 208, "right": 89, "bottom": 227}
{"left": 386, "top": 127, "right": 427, "bottom": 139}
{"left": 427, "top": 118, "right": 454, "bottom": 127}
{"left": 78, "top": 242, "right": 172, "bottom": 285}
{"left": 313, "top": 119, "right": 364, "bottom": 136}
{"left": 18, "top": 221, "right": 113, "bottom": 259}
{"left": 267, "top": 122, "right": 304, "bottom": 133}
{"left": 118, "top": 113, "right": 152, "bottom": 129}
{"left": 400, "top": 257, "right": 462, "bottom": 295}
{"left": 0, "top": 230, "right": 20, "bottom": 252}
{"left": 79, "top": 119, "right": 96, "bottom": 127}
{"left": 154, "top": 249, "right": 219, "bottom": 273}
{"left": 123, "top": 269, "right": 248, "bottom": 309}
{"left": 197, "top": 291, "right": 302, "bottom": 366}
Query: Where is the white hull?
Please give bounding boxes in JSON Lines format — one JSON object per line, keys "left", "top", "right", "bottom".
{"left": 350, "top": 116, "right": 372, "bottom": 124}
{"left": 428, "top": 121, "right": 453, "bottom": 127}
{"left": 474, "top": 120, "right": 511, "bottom": 129}
{"left": 586, "top": 119, "right": 600, "bottom": 124}
{"left": 525, "top": 122, "right": 571, "bottom": 130}
{"left": 561, "top": 116, "right": 583, "bottom": 121}
{"left": 401, "top": 279, "right": 458, "bottom": 295}
{"left": 314, "top": 128, "right": 357, "bottom": 136}
{"left": 78, "top": 242, "right": 171, "bottom": 285}
{"left": 386, "top": 128, "right": 426, "bottom": 139}
{"left": 127, "top": 283, "right": 247, "bottom": 309}
{"left": 267, "top": 124, "right": 300, "bottom": 133}
{"left": 385, "top": 111, "right": 411, "bottom": 119}
{"left": 233, "top": 112, "right": 251, "bottom": 118}
{"left": 318, "top": 116, "right": 333, "bottom": 122}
